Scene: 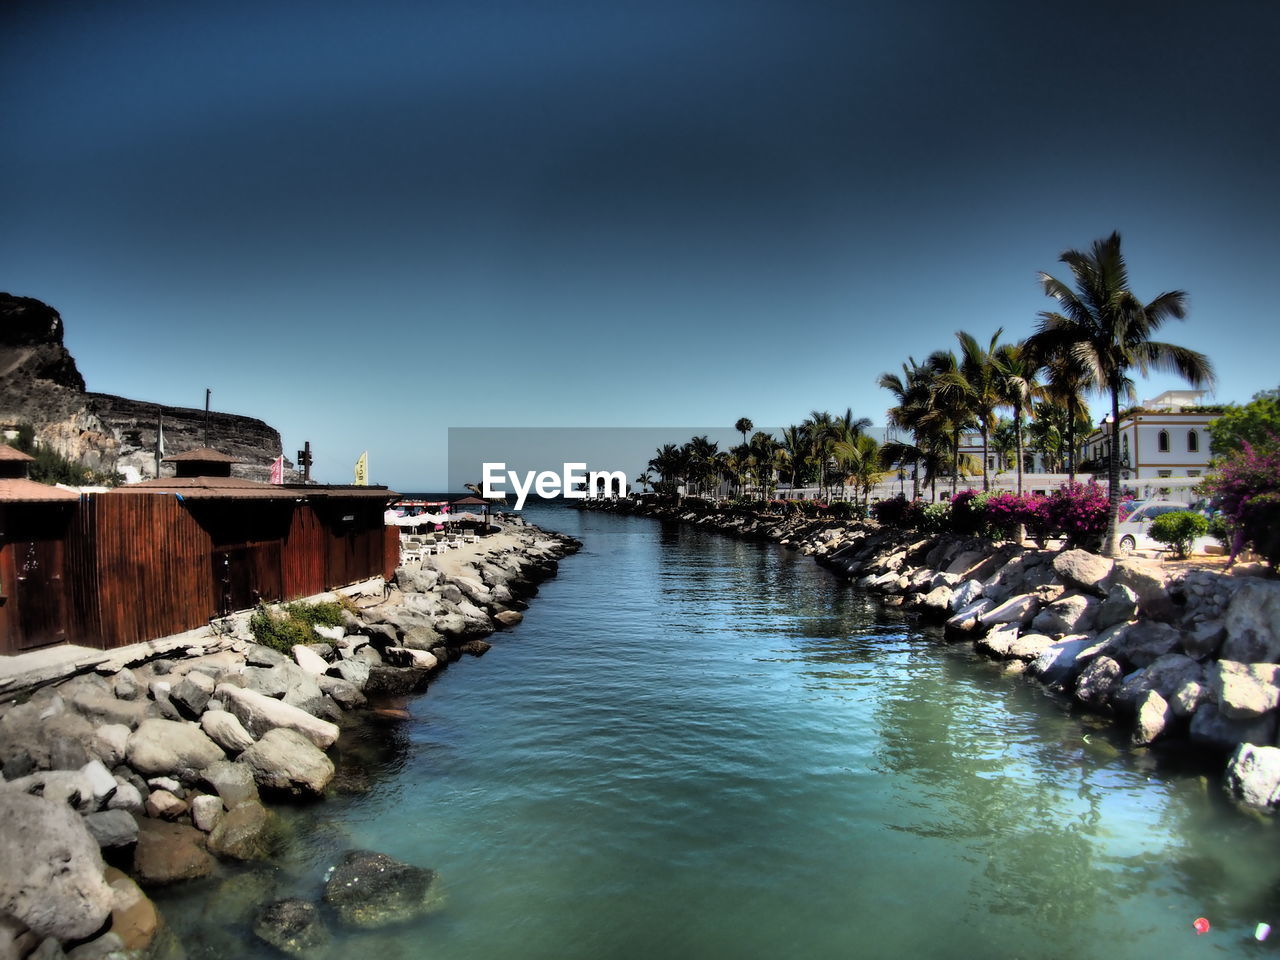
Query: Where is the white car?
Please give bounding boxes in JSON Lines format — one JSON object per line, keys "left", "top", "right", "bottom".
{"left": 1115, "top": 501, "right": 1213, "bottom": 556}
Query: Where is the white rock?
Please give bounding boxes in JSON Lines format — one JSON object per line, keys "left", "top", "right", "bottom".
{"left": 190, "top": 794, "right": 225, "bottom": 833}
{"left": 292, "top": 645, "right": 330, "bottom": 676}
{"left": 200, "top": 710, "right": 256, "bottom": 753}
{"left": 979, "top": 594, "right": 1040, "bottom": 628}
{"left": 80, "top": 760, "right": 118, "bottom": 805}
{"left": 1224, "top": 743, "right": 1280, "bottom": 813}
{"left": 215, "top": 684, "right": 339, "bottom": 750}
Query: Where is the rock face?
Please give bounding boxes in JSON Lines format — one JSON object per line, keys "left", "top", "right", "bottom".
{"left": 0, "top": 292, "right": 289, "bottom": 481}
{"left": 216, "top": 684, "right": 339, "bottom": 749}
{"left": 132, "top": 819, "right": 215, "bottom": 886}
{"left": 1221, "top": 581, "right": 1280, "bottom": 662}
{"left": 323, "top": 850, "right": 444, "bottom": 928}
{"left": 0, "top": 794, "right": 114, "bottom": 941}
{"left": 207, "top": 801, "right": 277, "bottom": 860}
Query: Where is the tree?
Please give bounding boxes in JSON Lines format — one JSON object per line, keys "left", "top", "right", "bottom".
{"left": 634, "top": 472, "right": 654, "bottom": 493}
{"left": 802, "top": 411, "right": 837, "bottom": 500}
{"left": 778, "top": 424, "right": 808, "bottom": 496}
{"left": 1208, "top": 389, "right": 1280, "bottom": 457}
{"left": 735, "top": 418, "right": 754, "bottom": 447}
{"left": 834, "top": 433, "right": 883, "bottom": 510}
{"left": 939, "top": 329, "right": 1008, "bottom": 491}
{"left": 991, "top": 418, "right": 1018, "bottom": 473}
{"left": 993, "top": 342, "right": 1044, "bottom": 494}
{"left": 648, "top": 444, "right": 687, "bottom": 498}
{"left": 748, "top": 431, "right": 780, "bottom": 500}
{"left": 1026, "top": 231, "right": 1214, "bottom": 556}
{"left": 921, "top": 349, "right": 977, "bottom": 498}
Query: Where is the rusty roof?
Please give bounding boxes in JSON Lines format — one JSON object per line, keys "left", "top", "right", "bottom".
{"left": 111, "top": 476, "right": 298, "bottom": 500}
{"left": 161, "top": 448, "right": 244, "bottom": 463}
{"left": 451, "top": 495, "right": 490, "bottom": 505}
{"left": 112, "top": 478, "right": 398, "bottom": 501}
{"left": 0, "top": 478, "right": 81, "bottom": 502}
{"left": 0, "top": 445, "right": 35, "bottom": 462}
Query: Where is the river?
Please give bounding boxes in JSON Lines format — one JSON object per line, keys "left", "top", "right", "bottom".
{"left": 155, "top": 506, "right": 1279, "bottom": 958}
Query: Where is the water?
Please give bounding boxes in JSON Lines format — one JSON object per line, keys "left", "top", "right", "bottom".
{"left": 156, "top": 507, "right": 1279, "bottom": 958}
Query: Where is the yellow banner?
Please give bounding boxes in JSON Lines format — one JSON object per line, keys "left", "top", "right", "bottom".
{"left": 354, "top": 451, "right": 368, "bottom": 486}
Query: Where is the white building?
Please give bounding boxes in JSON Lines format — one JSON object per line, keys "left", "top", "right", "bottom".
{"left": 1078, "top": 390, "right": 1218, "bottom": 484}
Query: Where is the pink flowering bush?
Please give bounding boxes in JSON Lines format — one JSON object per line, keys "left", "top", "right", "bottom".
{"left": 1045, "top": 481, "right": 1110, "bottom": 549}
{"left": 1202, "top": 439, "right": 1280, "bottom": 570}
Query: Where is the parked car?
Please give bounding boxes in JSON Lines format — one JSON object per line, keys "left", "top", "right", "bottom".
{"left": 1115, "top": 500, "right": 1213, "bottom": 556}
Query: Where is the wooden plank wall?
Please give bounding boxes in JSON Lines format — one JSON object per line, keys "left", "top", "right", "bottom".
{"left": 91, "top": 494, "right": 216, "bottom": 649}
{"left": 4, "top": 495, "right": 393, "bottom": 652}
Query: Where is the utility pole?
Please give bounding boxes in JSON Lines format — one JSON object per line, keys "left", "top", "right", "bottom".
{"left": 204, "top": 388, "right": 211, "bottom": 447}
{"left": 296, "top": 441, "right": 312, "bottom": 483}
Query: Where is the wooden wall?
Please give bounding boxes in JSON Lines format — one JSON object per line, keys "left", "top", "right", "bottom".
{"left": 0, "top": 493, "right": 391, "bottom": 654}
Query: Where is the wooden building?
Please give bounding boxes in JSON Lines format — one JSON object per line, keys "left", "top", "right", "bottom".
{"left": 0, "top": 447, "right": 399, "bottom": 654}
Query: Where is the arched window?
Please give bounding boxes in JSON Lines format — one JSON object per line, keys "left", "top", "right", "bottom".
{"left": 1158, "top": 430, "right": 1170, "bottom": 453}
{"left": 1188, "top": 430, "right": 1199, "bottom": 453}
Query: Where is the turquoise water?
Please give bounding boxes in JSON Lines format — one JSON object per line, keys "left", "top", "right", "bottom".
{"left": 157, "top": 507, "right": 1279, "bottom": 958}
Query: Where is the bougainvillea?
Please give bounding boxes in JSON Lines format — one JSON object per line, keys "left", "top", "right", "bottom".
{"left": 1045, "top": 481, "right": 1110, "bottom": 549}
{"left": 1201, "top": 439, "right": 1280, "bottom": 570}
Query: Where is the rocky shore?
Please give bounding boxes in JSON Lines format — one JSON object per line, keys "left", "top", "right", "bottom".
{"left": 0, "top": 522, "right": 579, "bottom": 960}
{"left": 584, "top": 498, "right": 1280, "bottom": 816}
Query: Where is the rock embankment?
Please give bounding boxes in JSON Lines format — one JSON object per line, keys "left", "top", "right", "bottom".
{"left": 0, "top": 524, "right": 578, "bottom": 959}
{"left": 584, "top": 498, "right": 1280, "bottom": 817}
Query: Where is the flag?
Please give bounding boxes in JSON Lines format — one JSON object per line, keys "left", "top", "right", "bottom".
{"left": 269, "top": 455, "right": 284, "bottom": 485}
{"left": 354, "top": 451, "right": 368, "bottom": 486}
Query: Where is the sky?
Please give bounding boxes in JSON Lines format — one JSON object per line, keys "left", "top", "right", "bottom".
{"left": 3, "top": 0, "right": 1278, "bottom": 489}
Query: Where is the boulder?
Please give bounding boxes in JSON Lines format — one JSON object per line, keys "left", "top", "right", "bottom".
{"left": 80, "top": 759, "right": 119, "bottom": 806}
{"left": 91, "top": 725, "right": 131, "bottom": 769}
{"left": 1006, "top": 633, "right": 1055, "bottom": 661}
{"left": 106, "top": 782, "right": 144, "bottom": 813}
{"left": 200, "top": 760, "right": 260, "bottom": 809}
{"left": 1030, "top": 593, "right": 1097, "bottom": 637}
{"left": 917, "top": 586, "right": 953, "bottom": 616}
{"left": 170, "top": 672, "right": 215, "bottom": 718}
{"left": 190, "top": 794, "right": 224, "bottom": 833}
{"left": 364, "top": 666, "right": 432, "bottom": 697}
{"left": 317, "top": 674, "right": 366, "bottom": 710}
{"left": 1052, "top": 550, "right": 1113, "bottom": 597}
{"left": 208, "top": 801, "right": 278, "bottom": 860}
{"left": 327, "top": 658, "right": 371, "bottom": 689}
{"left": 291, "top": 645, "right": 329, "bottom": 676}
{"left": 254, "top": 899, "right": 331, "bottom": 957}
{"left": 1171, "top": 680, "right": 1209, "bottom": 719}
{"left": 0, "top": 794, "right": 113, "bottom": 940}
{"left": 1094, "top": 583, "right": 1139, "bottom": 631}
{"left": 977, "top": 624, "right": 1021, "bottom": 659}
{"left": 216, "top": 684, "right": 339, "bottom": 749}
{"left": 1221, "top": 581, "right": 1280, "bottom": 662}
{"left": 494, "top": 610, "right": 524, "bottom": 628}
{"left": 949, "top": 579, "right": 984, "bottom": 612}
{"left": 1108, "top": 621, "right": 1183, "bottom": 668}
{"left": 200, "top": 710, "right": 256, "bottom": 754}
{"left": 1029, "top": 635, "right": 1100, "bottom": 687}
{"left": 132, "top": 819, "right": 215, "bottom": 886}
{"left": 113, "top": 669, "right": 142, "bottom": 701}
{"left": 1075, "top": 656, "right": 1124, "bottom": 709}
{"left": 1210, "top": 661, "right": 1280, "bottom": 719}
{"left": 457, "top": 639, "right": 492, "bottom": 657}
{"left": 1110, "top": 559, "right": 1176, "bottom": 621}
{"left": 1132, "top": 691, "right": 1173, "bottom": 746}
{"left": 978, "top": 594, "right": 1039, "bottom": 628}
{"left": 103, "top": 868, "right": 160, "bottom": 955}
{"left": 145, "top": 789, "right": 187, "bottom": 820}
{"left": 0, "top": 770, "right": 97, "bottom": 813}
{"left": 322, "top": 850, "right": 444, "bottom": 929}
{"left": 1224, "top": 743, "right": 1280, "bottom": 813}
{"left": 125, "top": 719, "right": 226, "bottom": 778}
{"left": 66, "top": 931, "right": 126, "bottom": 960}
{"left": 1190, "top": 703, "right": 1278, "bottom": 752}
{"left": 239, "top": 728, "right": 335, "bottom": 799}
{"left": 69, "top": 691, "right": 151, "bottom": 730}
{"left": 82, "top": 809, "right": 138, "bottom": 849}
{"left": 314, "top": 624, "right": 345, "bottom": 643}
{"left": 1183, "top": 619, "right": 1226, "bottom": 660}
{"left": 945, "top": 598, "right": 993, "bottom": 634}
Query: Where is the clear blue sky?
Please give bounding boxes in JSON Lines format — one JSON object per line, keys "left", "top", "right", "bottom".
{"left": 4, "top": 0, "right": 1277, "bottom": 489}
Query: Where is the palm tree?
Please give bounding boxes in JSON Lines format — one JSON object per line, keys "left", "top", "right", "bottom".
{"left": 634, "top": 471, "right": 654, "bottom": 494}
{"left": 834, "top": 433, "right": 883, "bottom": 511}
{"left": 648, "top": 444, "right": 686, "bottom": 499}
{"left": 935, "top": 329, "right": 1007, "bottom": 491}
{"left": 1038, "top": 352, "right": 1095, "bottom": 481}
{"left": 922, "top": 349, "right": 976, "bottom": 498}
{"left": 803, "top": 410, "right": 838, "bottom": 500}
{"left": 1025, "top": 231, "right": 1215, "bottom": 555}
{"left": 748, "top": 431, "right": 780, "bottom": 500}
{"left": 991, "top": 418, "right": 1018, "bottom": 473}
{"left": 778, "top": 424, "right": 808, "bottom": 497}
{"left": 735, "top": 418, "right": 754, "bottom": 447}
{"left": 994, "top": 343, "right": 1044, "bottom": 494}
{"left": 683, "top": 435, "right": 719, "bottom": 497}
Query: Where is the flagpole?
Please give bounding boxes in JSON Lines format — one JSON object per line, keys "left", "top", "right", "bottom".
{"left": 155, "top": 408, "right": 164, "bottom": 478}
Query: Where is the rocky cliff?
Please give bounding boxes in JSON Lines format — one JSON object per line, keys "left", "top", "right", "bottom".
{"left": 0, "top": 293, "right": 293, "bottom": 483}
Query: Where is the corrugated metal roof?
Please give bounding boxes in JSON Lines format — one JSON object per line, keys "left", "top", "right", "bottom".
{"left": 0, "top": 446, "right": 36, "bottom": 462}
{"left": 161, "top": 447, "right": 244, "bottom": 463}
{"left": 0, "top": 478, "right": 81, "bottom": 502}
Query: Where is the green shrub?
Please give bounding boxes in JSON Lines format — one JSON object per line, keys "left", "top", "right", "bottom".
{"left": 1149, "top": 511, "right": 1209, "bottom": 559}
{"left": 249, "top": 600, "right": 344, "bottom": 652}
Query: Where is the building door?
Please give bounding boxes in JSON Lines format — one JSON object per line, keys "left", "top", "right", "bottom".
{"left": 11, "top": 539, "right": 69, "bottom": 649}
